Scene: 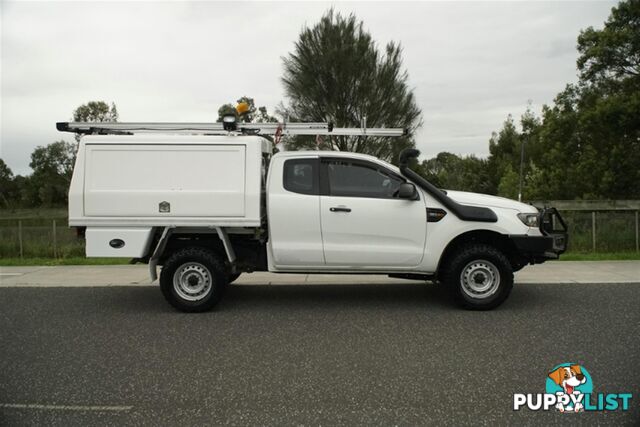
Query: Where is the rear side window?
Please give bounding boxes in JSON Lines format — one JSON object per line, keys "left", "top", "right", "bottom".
{"left": 283, "top": 158, "right": 319, "bottom": 195}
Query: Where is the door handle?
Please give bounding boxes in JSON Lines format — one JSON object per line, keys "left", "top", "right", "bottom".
{"left": 330, "top": 207, "right": 351, "bottom": 213}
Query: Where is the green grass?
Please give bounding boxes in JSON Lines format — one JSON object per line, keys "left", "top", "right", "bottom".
{"left": 0, "top": 257, "right": 131, "bottom": 266}
{"left": 555, "top": 251, "right": 640, "bottom": 261}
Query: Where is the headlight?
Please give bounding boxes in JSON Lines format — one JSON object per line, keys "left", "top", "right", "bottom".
{"left": 517, "top": 213, "right": 539, "bottom": 228}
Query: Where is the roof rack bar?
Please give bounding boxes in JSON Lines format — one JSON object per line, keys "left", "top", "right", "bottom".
{"left": 56, "top": 122, "right": 407, "bottom": 137}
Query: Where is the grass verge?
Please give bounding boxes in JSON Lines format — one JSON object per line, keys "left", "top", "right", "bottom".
{"left": 0, "top": 257, "right": 131, "bottom": 266}
{"left": 554, "top": 252, "right": 640, "bottom": 261}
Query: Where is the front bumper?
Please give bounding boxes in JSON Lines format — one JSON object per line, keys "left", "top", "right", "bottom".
{"left": 510, "top": 208, "right": 568, "bottom": 262}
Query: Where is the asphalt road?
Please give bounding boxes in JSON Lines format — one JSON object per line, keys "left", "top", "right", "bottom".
{"left": 0, "top": 282, "right": 638, "bottom": 426}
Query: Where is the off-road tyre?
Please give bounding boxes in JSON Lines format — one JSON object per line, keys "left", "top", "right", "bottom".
{"left": 440, "top": 243, "right": 513, "bottom": 310}
{"left": 160, "top": 247, "right": 228, "bottom": 312}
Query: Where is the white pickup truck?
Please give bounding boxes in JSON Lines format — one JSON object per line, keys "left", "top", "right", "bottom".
{"left": 58, "top": 120, "right": 567, "bottom": 312}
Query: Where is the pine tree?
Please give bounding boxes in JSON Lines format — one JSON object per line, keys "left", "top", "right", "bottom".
{"left": 280, "top": 9, "right": 422, "bottom": 164}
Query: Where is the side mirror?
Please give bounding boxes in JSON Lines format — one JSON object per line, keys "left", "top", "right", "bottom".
{"left": 397, "top": 183, "right": 418, "bottom": 200}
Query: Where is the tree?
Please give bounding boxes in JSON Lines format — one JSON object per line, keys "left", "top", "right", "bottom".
{"left": 9, "top": 101, "right": 121, "bottom": 207}
{"left": 488, "top": 115, "right": 519, "bottom": 188}
{"left": 281, "top": 9, "right": 422, "bottom": 163}
{"left": 73, "top": 101, "right": 119, "bottom": 122}
{"left": 497, "top": 164, "right": 519, "bottom": 199}
{"left": 0, "top": 159, "right": 16, "bottom": 208}
{"left": 577, "top": 0, "right": 640, "bottom": 85}
{"left": 531, "top": 0, "right": 640, "bottom": 199}
{"left": 486, "top": 0, "right": 639, "bottom": 201}
{"left": 26, "top": 141, "right": 77, "bottom": 207}
{"left": 72, "top": 101, "right": 119, "bottom": 142}
{"left": 485, "top": 107, "right": 547, "bottom": 199}
{"left": 217, "top": 96, "right": 278, "bottom": 123}
{"left": 417, "top": 152, "right": 493, "bottom": 194}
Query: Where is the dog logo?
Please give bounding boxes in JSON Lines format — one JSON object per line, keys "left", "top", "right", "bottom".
{"left": 546, "top": 363, "right": 592, "bottom": 412}
{"left": 514, "top": 363, "right": 632, "bottom": 412}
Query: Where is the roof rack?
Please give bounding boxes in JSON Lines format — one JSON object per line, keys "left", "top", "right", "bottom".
{"left": 56, "top": 121, "right": 407, "bottom": 137}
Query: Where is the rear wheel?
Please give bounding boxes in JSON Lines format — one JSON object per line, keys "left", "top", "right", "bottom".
{"left": 160, "top": 247, "right": 227, "bottom": 312}
{"left": 440, "top": 243, "right": 513, "bottom": 310}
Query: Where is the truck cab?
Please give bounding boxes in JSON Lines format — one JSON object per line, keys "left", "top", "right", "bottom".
{"left": 60, "top": 121, "right": 567, "bottom": 312}
{"left": 268, "top": 151, "right": 429, "bottom": 271}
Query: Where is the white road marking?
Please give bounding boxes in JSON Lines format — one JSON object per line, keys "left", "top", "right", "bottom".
{"left": 0, "top": 273, "right": 23, "bottom": 276}
{"left": 0, "top": 403, "right": 133, "bottom": 412}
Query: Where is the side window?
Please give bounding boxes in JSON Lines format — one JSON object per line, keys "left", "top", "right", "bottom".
{"left": 283, "top": 158, "right": 318, "bottom": 195}
{"left": 326, "top": 160, "right": 404, "bottom": 199}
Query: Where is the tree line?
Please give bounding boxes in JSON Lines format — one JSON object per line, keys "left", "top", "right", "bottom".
{"left": 0, "top": 102, "right": 118, "bottom": 208}
{"left": 418, "top": 0, "right": 639, "bottom": 200}
{"left": 1, "top": 1, "right": 638, "bottom": 209}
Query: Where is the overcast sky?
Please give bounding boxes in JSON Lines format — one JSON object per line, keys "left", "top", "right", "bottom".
{"left": 1, "top": 0, "right": 617, "bottom": 175}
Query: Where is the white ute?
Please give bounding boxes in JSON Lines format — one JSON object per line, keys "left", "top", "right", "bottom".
{"left": 58, "top": 118, "right": 567, "bottom": 311}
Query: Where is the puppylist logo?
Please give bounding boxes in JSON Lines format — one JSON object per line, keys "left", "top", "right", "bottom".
{"left": 513, "top": 363, "right": 633, "bottom": 412}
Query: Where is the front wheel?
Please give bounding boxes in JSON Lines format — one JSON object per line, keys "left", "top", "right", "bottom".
{"left": 160, "top": 247, "right": 228, "bottom": 312}
{"left": 440, "top": 244, "right": 514, "bottom": 310}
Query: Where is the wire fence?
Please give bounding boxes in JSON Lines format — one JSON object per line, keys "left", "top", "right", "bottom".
{"left": 0, "top": 218, "right": 84, "bottom": 259}
{"left": 557, "top": 210, "right": 639, "bottom": 252}
{"left": 0, "top": 202, "right": 639, "bottom": 259}
{"left": 530, "top": 200, "right": 640, "bottom": 253}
